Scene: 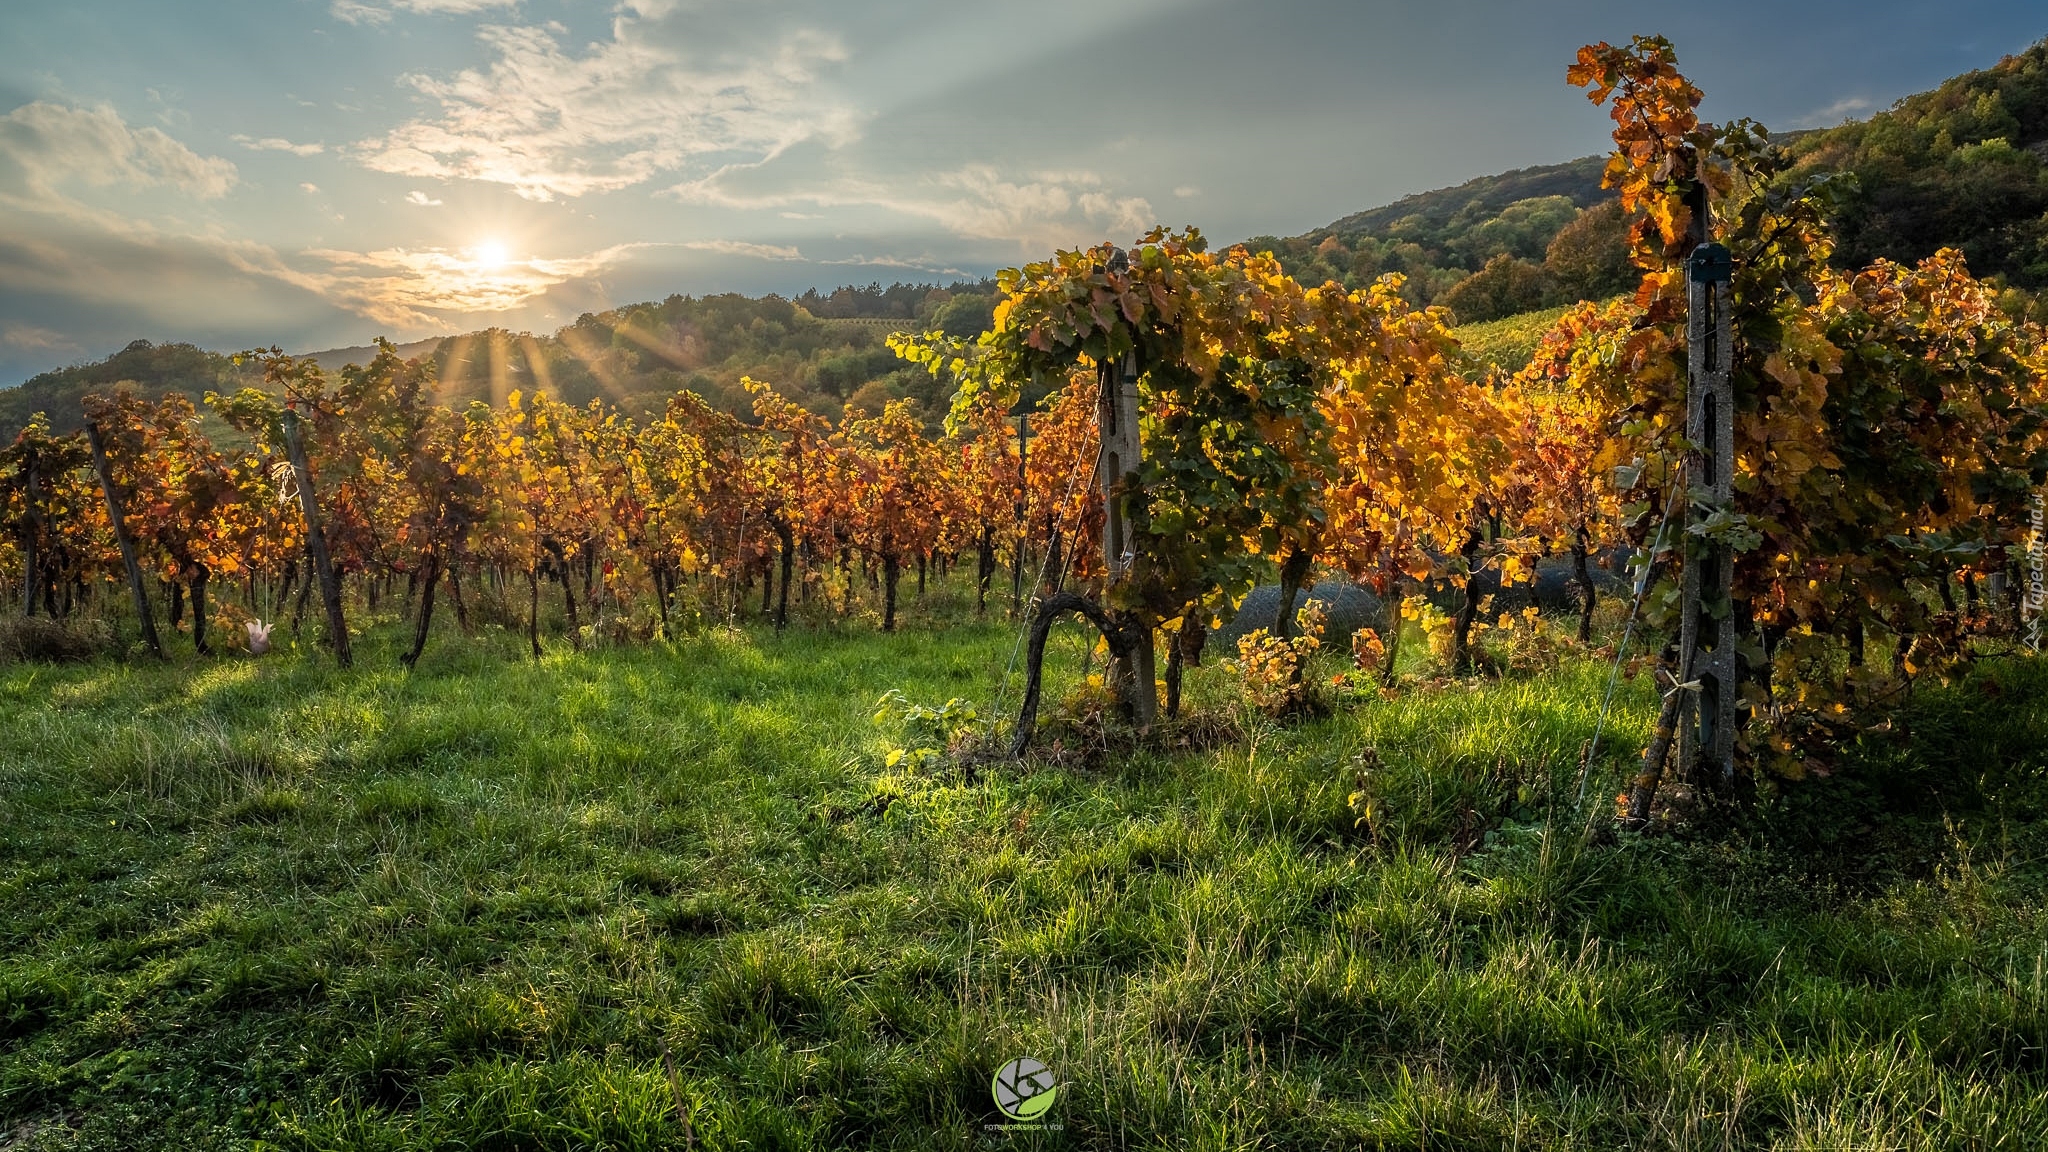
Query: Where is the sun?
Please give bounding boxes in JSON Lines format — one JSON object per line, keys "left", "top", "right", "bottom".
{"left": 472, "top": 239, "right": 510, "bottom": 270}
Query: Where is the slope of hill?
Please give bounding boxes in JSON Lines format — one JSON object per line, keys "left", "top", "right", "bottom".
{"left": 1242, "top": 156, "right": 1630, "bottom": 324}
{"left": 1253, "top": 37, "right": 2048, "bottom": 325}
{"left": 1321, "top": 155, "right": 1610, "bottom": 238}
{"left": 0, "top": 340, "right": 257, "bottom": 440}
{"left": 305, "top": 336, "right": 448, "bottom": 375}
{"left": 0, "top": 283, "right": 1000, "bottom": 443}
{"left": 1787, "top": 39, "right": 2048, "bottom": 290}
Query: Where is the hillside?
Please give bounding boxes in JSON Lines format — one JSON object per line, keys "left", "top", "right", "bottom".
{"left": 1787, "top": 39, "right": 2048, "bottom": 290}
{"left": 0, "top": 340, "right": 258, "bottom": 441}
{"left": 1242, "top": 155, "right": 1627, "bottom": 323}
{"left": 0, "top": 283, "right": 998, "bottom": 443}
{"left": 305, "top": 336, "right": 448, "bottom": 375}
{"left": 1253, "top": 38, "right": 2048, "bottom": 324}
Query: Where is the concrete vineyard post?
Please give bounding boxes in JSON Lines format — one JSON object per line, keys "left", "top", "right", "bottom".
{"left": 1679, "top": 217, "right": 1740, "bottom": 785}
{"left": 84, "top": 422, "right": 164, "bottom": 659}
{"left": 1097, "top": 344, "right": 1157, "bottom": 727}
{"left": 281, "top": 406, "right": 353, "bottom": 669}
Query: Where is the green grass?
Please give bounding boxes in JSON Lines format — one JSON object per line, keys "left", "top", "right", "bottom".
{"left": 2, "top": 595, "right": 2046, "bottom": 1149}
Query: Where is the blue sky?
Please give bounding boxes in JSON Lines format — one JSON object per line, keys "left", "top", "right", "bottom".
{"left": 0, "top": 0, "right": 2041, "bottom": 383}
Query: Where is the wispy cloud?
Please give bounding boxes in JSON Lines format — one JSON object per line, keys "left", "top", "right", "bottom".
{"left": 682, "top": 239, "right": 802, "bottom": 261}
{"left": 233, "top": 134, "right": 326, "bottom": 156}
{"left": 355, "top": 14, "right": 859, "bottom": 201}
{"left": 331, "top": 0, "right": 519, "bottom": 26}
{"left": 819, "top": 254, "right": 970, "bottom": 277}
{"left": 403, "top": 190, "right": 443, "bottom": 206}
{"left": 1, "top": 323, "right": 79, "bottom": 354}
{"left": 669, "top": 163, "right": 1154, "bottom": 251}
{"left": 1790, "top": 96, "right": 1873, "bottom": 129}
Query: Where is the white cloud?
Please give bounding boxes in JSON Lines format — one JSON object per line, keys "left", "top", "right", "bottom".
{"left": 1791, "top": 96, "right": 1873, "bottom": 129}
{"left": 1, "top": 322, "right": 79, "bottom": 354}
{"left": 681, "top": 239, "right": 802, "bottom": 261}
{"left": 0, "top": 101, "right": 237, "bottom": 203}
{"left": 404, "top": 190, "right": 444, "bottom": 206}
{"left": 820, "top": 254, "right": 970, "bottom": 277}
{"left": 1173, "top": 185, "right": 1200, "bottom": 199}
{"left": 301, "top": 182, "right": 321, "bottom": 193}
{"left": 670, "top": 162, "right": 1154, "bottom": 251}
{"left": 233, "top": 134, "right": 326, "bottom": 156}
{"left": 332, "top": 0, "right": 519, "bottom": 25}
{"left": 355, "top": 14, "right": 859, "bottom": 201}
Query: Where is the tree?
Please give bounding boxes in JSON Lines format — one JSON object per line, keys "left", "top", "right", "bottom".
{"left": 1441, "top": 254, "right": 1550, "bottom": 324}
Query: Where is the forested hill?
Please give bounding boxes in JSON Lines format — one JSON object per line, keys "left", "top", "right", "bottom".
{"left": 0, "top": 281, "right": 999, "bottom": 442}
{"left": 0, "top": 340, "right": 258, "bottom": 441}
{"left": 1254, "top": 38, "right": 2048, "bottom": 324}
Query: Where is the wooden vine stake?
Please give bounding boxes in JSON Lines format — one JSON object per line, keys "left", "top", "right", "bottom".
{"left": 1678, "top": 201, "right": 1740, "bottom": 787}
{"left": 83, "top": 422, "right": 163, "bottom": 659}
{"left": 281, "top": 406, "right": 352, "bottom": 669}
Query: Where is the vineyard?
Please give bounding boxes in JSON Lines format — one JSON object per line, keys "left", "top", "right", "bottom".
{"left": 5, "top": 36, "right": 2048, "bottom": 1151}
{"left": 9, "top": 40, "right": 2047, "bottom": 784}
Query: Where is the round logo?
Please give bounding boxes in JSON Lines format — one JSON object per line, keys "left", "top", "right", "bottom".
{"left": 991, "top": 1056, "right": 1058, "bottom": 1121}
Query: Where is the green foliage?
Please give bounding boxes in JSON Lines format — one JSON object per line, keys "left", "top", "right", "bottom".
{"left": 1, "top": 340, "right": 253, "bottom": 441}
{"left": 1252, "top": 186, "right": 1637, "bottom": 324}
{"left": 872, "top": 689, "right": 981, "bottom": 769}
{"left": 1440, "top": 252, "right": 1551, "bottom": 325}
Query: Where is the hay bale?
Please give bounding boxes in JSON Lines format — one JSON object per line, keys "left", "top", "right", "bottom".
{"left": 0, "top": 616, "right": 115, "bottom": 664}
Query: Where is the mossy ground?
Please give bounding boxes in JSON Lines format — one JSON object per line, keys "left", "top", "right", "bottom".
{"left": 2, "top": 586, "right": 2045, "bottom": 1149}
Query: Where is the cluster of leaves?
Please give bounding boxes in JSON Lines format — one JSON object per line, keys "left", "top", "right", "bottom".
{"left": 1226, "top": 601, "right": 1327, "bottom": 716}
{"left": 871, "top": 689, "right": 982, "bottom": 771}
{"left": 901, "top": 225, "right": 1542, "bottom": 676}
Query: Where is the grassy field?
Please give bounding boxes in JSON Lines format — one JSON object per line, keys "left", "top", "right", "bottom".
{"left": 2, "top": 592, "right": 2046, "bottom": 1150}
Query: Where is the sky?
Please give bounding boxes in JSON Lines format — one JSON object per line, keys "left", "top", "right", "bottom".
{"left": 0, "top": 0, "right": 2042, "bottom": 384}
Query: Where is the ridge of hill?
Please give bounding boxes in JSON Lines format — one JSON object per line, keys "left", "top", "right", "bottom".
{"left": 1321, "top": 155, "right": 1610, "bottom": 238}
{"left": 0, "top": 283, "right": 1000, "bottom": 442}
{"left": 1252, "top": 38, "right": 2048, "bottom": 325}
{"left": 305, "top": 336, "right": 448, "bottom": 375}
